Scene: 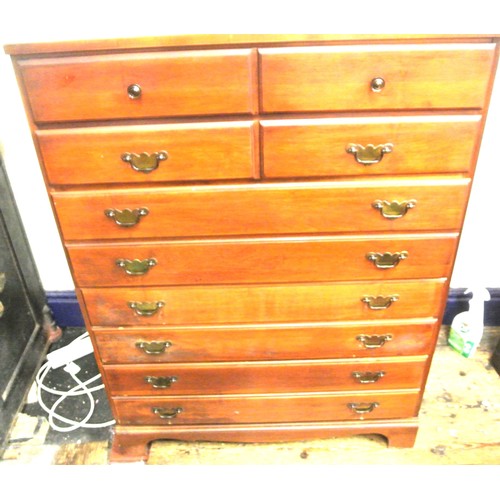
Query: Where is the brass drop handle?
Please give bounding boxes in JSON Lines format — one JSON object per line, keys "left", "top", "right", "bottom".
{"left": 121, "top": 151, "right": 168, "bottom": 173}
{"left": 128, "top": 301, "right": 165, "bottom": 316}
{"left": 152, "top": 407, "right": 183, "bottom": 419}
{"left": 356, "top": 334, "right": 393, "bottom": 349}
{"left": 127, "top": 83, "right": 142, "bottom": 99}
{"left": 366, "top": 251, "right": 408, "bottom": 269}
{"left": 348, "top": 402, "right": 380, "bottom": 414}
{"left": 145, "top": 375, "right": 178, "bottom": 388}
{"left": 346, "top": 143, "right": 393, "bottom": 165}
{"left": 362, "top": 295, "right": 399, "bottom": 310}
{"left": 116, "top": 258, "right": 157, "bottom": 276}
{"left": 136, "top": 340, "right": 172, "bottom": 355}
{"left": 370, "top": 77, "right": 385, "bottom": 92}
{"left": 104, "top": 208, "right": 149, "bottom": 227}
{"left": 352, "top": 371, "right": 386, "bottom": 384}
{"left": 372, "top": 200, "right": 416, "bottom": 219}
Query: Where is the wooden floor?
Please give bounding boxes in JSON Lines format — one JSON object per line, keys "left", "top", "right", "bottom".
{"left": 1, "top": 327, "right": 499, "bottom": 465}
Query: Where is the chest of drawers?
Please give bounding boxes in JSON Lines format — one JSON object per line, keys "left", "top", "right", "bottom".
{"left": 5, "top": 34, "right": 499, "bottom": 463}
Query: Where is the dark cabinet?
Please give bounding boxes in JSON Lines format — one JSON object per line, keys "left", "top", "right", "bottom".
{"left": 0, "top": 154, "right": 57, "bottom": 457}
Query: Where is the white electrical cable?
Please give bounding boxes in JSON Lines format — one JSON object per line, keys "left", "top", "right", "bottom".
{"left": 35, "top": 332, "right": 115, "bottom": 432}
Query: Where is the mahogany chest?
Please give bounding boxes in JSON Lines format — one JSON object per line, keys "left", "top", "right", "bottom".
{"left": 5, "top": 34, "right": 499, "bottom": 462}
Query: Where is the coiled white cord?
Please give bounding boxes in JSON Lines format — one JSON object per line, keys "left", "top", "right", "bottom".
{"left": 35, "top": 331, "right": 115, "bottom": 432}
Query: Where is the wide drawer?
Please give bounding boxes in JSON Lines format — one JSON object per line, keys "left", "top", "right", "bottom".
{"left": 261, "top": 115, "right": 481, "bottom": 178}
{"left": 37, "top": 121, "right": 257, "bottom": 185}
{"left": 52, "top": 178, "right": 470, "bottom": 241}
{"left": 112, "top": 390, "right": 421, "bottom": 425}
{"left": 104, "top": 357, "right": 427, "bottom": 396}
{"left": 260, "top": 44, "right": 495, "bottom": 112}
{"left": 18, "top": 49, "right": 256, "bottom": 123}
{"left": 67, "top": 233, "right": 458, "bottom": 287}
{"left": 81, "top": 278, "right": 446, "bottom": 327}
{"left": 93, "top": 319, "right": 439, "bottom": 364}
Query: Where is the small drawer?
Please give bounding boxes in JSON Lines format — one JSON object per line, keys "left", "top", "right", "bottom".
{"left": 260, "top": 44, "right": 495, "bottom": 112}
{"left": 94, "top": 319, "right": 439, "bottom": 364}
{"left": 261, "top": 115, "right": 481, "bottom": 178}
{"left": 67, "top": 233, "right": 458, "bottom": 287}
{"left": 81, "top": 278, "right": 446, "bottom": 327}
{"left": 104, "top": 357, "right": 427, "bottom": 396}
{"left": 18, "top": 49, "right": 256, "bottom": 123}
{"left": 52, "top": 178, "right": 470, "bottom": 241}
{"left": 37, "top": 121, "right": 257, "bottom": 185}
{"left": 112, "top": 390, "right": 421, "bottom": 425}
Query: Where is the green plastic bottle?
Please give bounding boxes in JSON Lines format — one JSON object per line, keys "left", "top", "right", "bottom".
{"left": 448, "top": 288, "right": 490, "bottom": 358}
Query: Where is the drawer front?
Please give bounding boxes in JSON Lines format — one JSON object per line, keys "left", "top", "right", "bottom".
{"left": 37, "top": 122, "right": 257, "bottom": 185}
{"left": 94, "top": 320, "right": 438, "bottom": 364}
{"left": 104, "top": 357, "right": 427, "bottom": 396}
{"left": 261, "top": 116, "right": 481, "bottom": 178}
{"left": 19, "top": 49, "right": 256, "bottom": 123}
{"left": 67, "top": 234, "right": 458, "bottom": 287}
{"left": 82, "top": 279, "right": 446, "bottom": 327}
{"left": 52, "top": 179, "right": 470, "bottom": 241}
{"left": 260, "top": 44, "right": 495, "bottom": 112}
{"left": 112, "top": 390, "right": 421, "bottom": 425}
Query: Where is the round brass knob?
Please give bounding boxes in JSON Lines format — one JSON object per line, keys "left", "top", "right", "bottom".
{"left": 127, "top": 83, "right": 142, "bottom": 99}
{"left": 370, "top": 77, "right": 385, "bottom": 92}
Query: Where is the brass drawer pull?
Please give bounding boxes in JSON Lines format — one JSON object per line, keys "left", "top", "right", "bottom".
{"left": 104, "top": 207, "right": 149, "bottom": 227}
{"left": 356, "top": 334, "right": 393, "bottom": 349}
{"left": 366, "top": 251, "right": 408, "bottom": 269}
{"left": 362, "top": 295, "right": 399, "bottom": 310}
{"left": 152, "top": 407, "right": 183, "bottom": 419}
{"left": 370, "top": 77, "right": 385, "bottom": 92}
{"left": 145, "top": 375, "right": 178, "bottom": 389}
{"left": 352, "top": 371, "right": 386, "bottom": 384}
{"left": 128, "top": 301, "right": 165, "bottom": 316}
{"left": 127, "top": 83, "right": 142, "bottom": 99}
{"left": 121, "top": 151, "right": 168, "bottom": 173}
{"left": 348, "top": 402, "right": 380, "bottom": 414}
{"left": 136, "top": 340, "right": 172, "bottom": 355}
{"left": 116, "top": 258, "right": 157, "bottom": 276}
{"left": 372, "top": 200, "right": 416, "bottom": 219}
{"left": 346, "top": 143, "right": 393, "bottom": 165}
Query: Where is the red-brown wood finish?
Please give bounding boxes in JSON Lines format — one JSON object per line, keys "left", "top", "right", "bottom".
{"left": 93, "top": 320, "right": 439, "bottom": 364}
{"left": 7, "top": 34, "right": 499, "bottom": 463}
{"left": 37, "top": 121, "right": 258, "bottom": 185}
{"left": 51, "top": 179, "right": 470, "bottom": 241}
{"left": 18, "top": 49, "right": 258, "bottom": 123}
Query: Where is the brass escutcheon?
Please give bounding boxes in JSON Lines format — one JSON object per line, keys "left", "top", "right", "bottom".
{"left": 372, "top": 200, "right": 417, "bottom": 219}
{"left": 347, "top": 402, "right": 380, "bottom": 414}
{"left": 136, "top": 340, "right": 172, "bottom": 355}
{"left": 352, "top": 371, "right": 386, "bottom": 384}
{"left": 116, "top": 258, "right": 157, "bottom": 276}
{"left": 145, "top": 375, "right": 178, "bottom": 388}
{"left": 152, "top": 407, "right": 183, "bottom": 419}
{"left": 362, "top": 295, "right": 399, "bottom": 310}
{"left": 104, "top": 207, "right": 149, "bottom": 227}
{"left": 346, "top": 143, "right": 393, "bottom": 165}
{"left": 366, "top": 251, "right": 409, "bottom": 269}
{"left": 356, "top": 334, "right": 393, "bottom": 349}
{"left": 128, "top": 301, "right": 165, "bottom": 316}
{"left": 121, "top": 151, "right": 168, "bottom": 173}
